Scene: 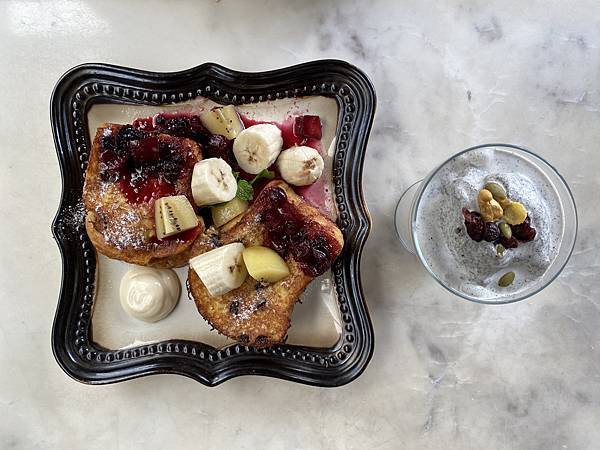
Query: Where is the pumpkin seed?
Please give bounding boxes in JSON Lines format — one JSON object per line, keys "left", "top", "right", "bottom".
{"left": 498, "top": 271, "right": 516, "bottom": 287}
{"left": 496, "top": 244, "right": 505, "bottom": 257}
{"left": 499, "top": 222, "right": 512, "bottom": 239}
{"left": 484, "top": 181, "right": 507, "bottom": 200}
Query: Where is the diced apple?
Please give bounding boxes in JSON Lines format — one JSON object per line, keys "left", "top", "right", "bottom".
{"left": 242, "top": 246, "right": 290, "bottom": 283}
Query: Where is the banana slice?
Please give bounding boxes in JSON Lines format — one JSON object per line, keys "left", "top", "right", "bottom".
{"left": 191, "top": 158, "right": 237, "bottom": 207}
{"left": 200, "top": 105, "right": 244, "bottom": 139}
{"left": 189, "top": 243, "right": 248, "bottom": 297}
{"left": 233, "top": 124, "right": 283, "bottom": 174}
{"left": 276, "top": 146, "right": 324, "bottom": 186}
{"left": 155, "top": 195, "right": 199, "bottom": 240}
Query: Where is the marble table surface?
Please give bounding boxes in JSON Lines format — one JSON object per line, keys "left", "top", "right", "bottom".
{"left": 1, "top": 1, "right": 599, "bottom": 449}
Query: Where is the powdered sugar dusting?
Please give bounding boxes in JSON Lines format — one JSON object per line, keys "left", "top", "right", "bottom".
{"left": 94, "top": 182, "right": 152, "bottom": 250}
{"left": 101, "top": 207, "right": 147, "bottom": 250}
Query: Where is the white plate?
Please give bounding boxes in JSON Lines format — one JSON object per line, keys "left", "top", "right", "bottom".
{"left": 87, "top": 96, "right": 342, "bottom": 349}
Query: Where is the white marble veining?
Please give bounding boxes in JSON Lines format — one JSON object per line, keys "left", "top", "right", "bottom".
{"left": 1, "top": 1, "right": 599, "bottom": 449}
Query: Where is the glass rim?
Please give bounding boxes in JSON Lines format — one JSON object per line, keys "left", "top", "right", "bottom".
{"left": 410, "top": 143, "right": 578, "bottom": 305}
{"left": 394, "top": 179, "right": 423, "bottom": 251}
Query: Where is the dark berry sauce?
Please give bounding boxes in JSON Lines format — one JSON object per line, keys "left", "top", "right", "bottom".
{"left": 151, "top": 223, "right": 202, "bottom": 244}
{"left": 98, "top": 125, "right": 195, "bottom": 204}
{"left": 133, "top": 112, "right": 207, "bottom": 140}
{"left": 240, "top": 116, "right": 321, "bottom": 151}
{"left": 257, "top": 186, "right": 340, "bottom": 277}
{"left": 133, "top": 112, "right": 237, "bottom": 166}
{"left": 126, "top": 111, "right": 329, "bottom": 218}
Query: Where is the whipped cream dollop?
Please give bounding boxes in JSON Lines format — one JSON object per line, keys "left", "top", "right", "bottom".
{"left": 120, "top": 267, "right": 180, "bottom": 322}
{"left": 415, "top": 148, "right": 563, "bottom": 300}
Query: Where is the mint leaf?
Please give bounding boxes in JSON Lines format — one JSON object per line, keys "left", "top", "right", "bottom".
{"left": 251, "top": 169, "right": 275, "bottom": 185}
{"left": 236, "top": 179, "right": 253, "bottom": 201}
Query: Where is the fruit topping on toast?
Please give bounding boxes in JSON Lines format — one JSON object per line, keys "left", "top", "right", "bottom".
{"left": 188, "top": 180, "right": 343, "bottom": 347}
{"left": 84, "top": 107, "right": 341, "bottom": 345}
{"left": 83, "top": 124, "right": 204, "bottom": 267}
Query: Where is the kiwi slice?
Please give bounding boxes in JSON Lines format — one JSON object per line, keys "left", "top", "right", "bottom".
{"left": 155, "top": 195, "right": 199, "bottom": 239}
{"left": 200, "top": 105, "right": 244, "bottom": 139}
{"left": 211, "top": 197, "right": 248, "bottom": 228}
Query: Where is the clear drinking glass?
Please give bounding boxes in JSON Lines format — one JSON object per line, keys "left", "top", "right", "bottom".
{"left": 394, "top": 143, "right": 577, "bottom": 304}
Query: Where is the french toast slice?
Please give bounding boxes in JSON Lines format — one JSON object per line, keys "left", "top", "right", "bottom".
{"left": 188, "top": 180, "right": 344, "bottom": 348}
{"left": 83, "top": 124, "right": 204, "bottom": 268}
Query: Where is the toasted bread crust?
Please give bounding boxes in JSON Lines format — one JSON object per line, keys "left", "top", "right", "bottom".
{"left": 188, "top": 180, "right": 344, "bottom": 347}
{"left": 83, "top": 124, "right": 204, "bottom": 268}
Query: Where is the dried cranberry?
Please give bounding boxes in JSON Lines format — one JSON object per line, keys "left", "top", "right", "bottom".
{"left": 289, "top": 228, "right": 306, "bottom": 244}
{"left": 511, "top": 216, "right": 537, "bottom": 242}
{"left": 462, "top": 208, "right": 484, "bottom": 242}
{"left": 483, "top": 222, "right": 500, "bottom": 242}
{"left": 498, "top": 235, "right": 519, "bottom": 249}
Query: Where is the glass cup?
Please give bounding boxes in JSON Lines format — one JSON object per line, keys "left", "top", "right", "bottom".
{"left": 394, "top": 143, "right": 577, "bottom": 304}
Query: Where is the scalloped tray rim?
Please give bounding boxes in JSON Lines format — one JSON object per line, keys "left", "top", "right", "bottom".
{"left": 50, "top": 59, "right": 376, "bottom": 387}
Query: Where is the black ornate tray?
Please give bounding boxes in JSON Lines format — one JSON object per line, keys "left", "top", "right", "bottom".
{"left": 51, "top": 60, "right": 375, "bottom": 387}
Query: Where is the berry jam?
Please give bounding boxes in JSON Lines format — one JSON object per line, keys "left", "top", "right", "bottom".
{"left": 133, "top": 112, "right": 207, "bottom": 140}
{"left": 151, "top": 223, "right": 202, "bottom": 244}
{"left": 257, "top": 186, "right": 340, "bottom": 277}
{"left": 240, "top": 115, "right": 321, "bottom": 150}
{"left": 133, "top": 112, "right": 237, "bottom": 166}
{"left": 127, "top": 111, "right": 330, "bottom": 218}
{"left": 98, "top": 125, "right": 195, "bottom": 204}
